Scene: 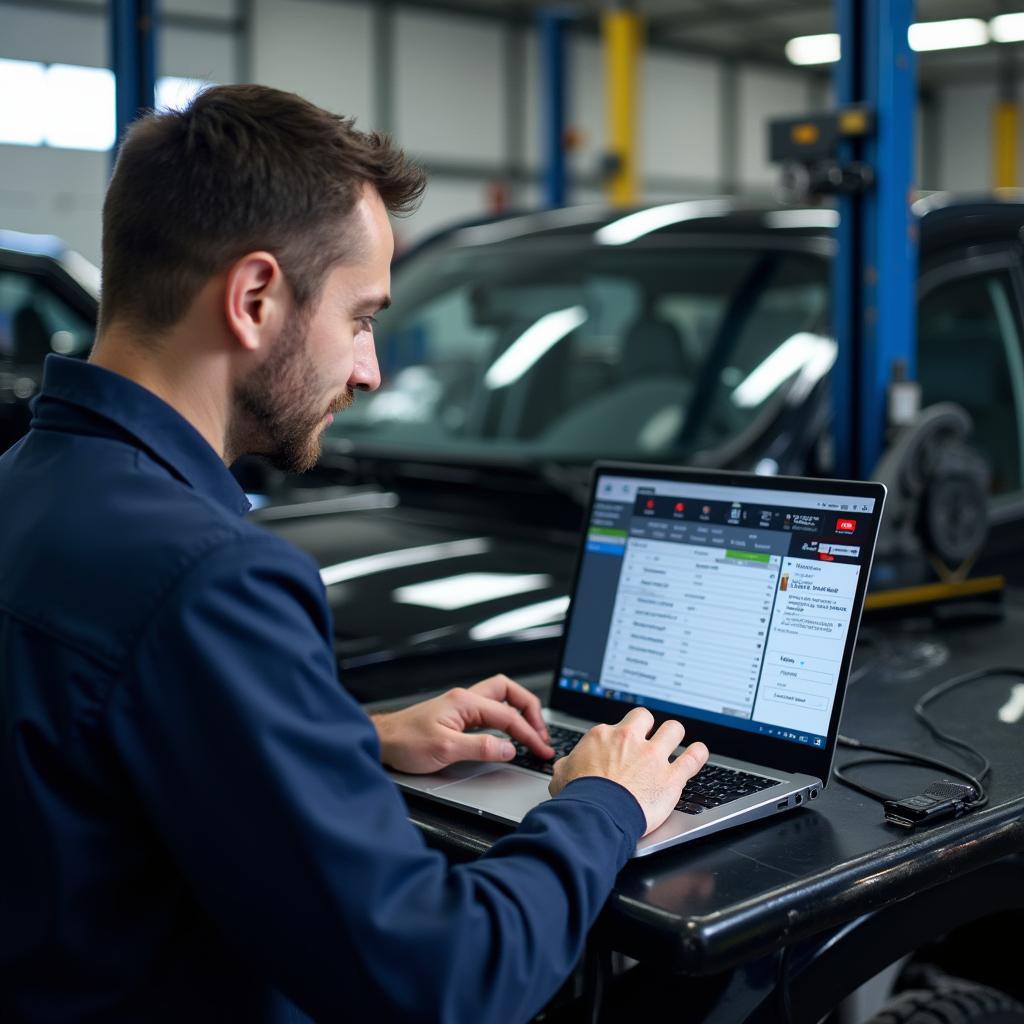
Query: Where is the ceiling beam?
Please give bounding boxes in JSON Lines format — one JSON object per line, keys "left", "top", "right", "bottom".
{"left": 648, "top": 0, "right": 828, "bottom": 37}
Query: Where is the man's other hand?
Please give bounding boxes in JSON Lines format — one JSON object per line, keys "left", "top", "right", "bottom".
{"left": 548, "top": 708, "right": 709, "bottom": 837}
{"left": 372, "top": 674, "right": 555, "bottom": 774}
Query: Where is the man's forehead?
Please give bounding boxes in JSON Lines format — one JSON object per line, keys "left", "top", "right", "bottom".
{"left": 342, "top": 187, "right": 394, "bottom": 259}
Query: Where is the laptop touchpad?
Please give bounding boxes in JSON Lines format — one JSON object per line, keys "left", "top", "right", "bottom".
{"left": 441, "top": 769, "right": 551, "bottom": 822}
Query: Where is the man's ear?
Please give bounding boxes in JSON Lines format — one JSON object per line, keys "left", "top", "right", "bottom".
{"left": 224, "top": 252, "right": 287, "bottom": 352}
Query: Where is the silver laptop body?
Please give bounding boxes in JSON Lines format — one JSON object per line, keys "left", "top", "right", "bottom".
{"left": 390, "top": 462, "right": 886, "bottom": 858}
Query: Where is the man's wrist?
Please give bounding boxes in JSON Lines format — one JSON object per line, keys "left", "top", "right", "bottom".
{"left": 369, "top": 712, "right": 393, "bottom": 764}
{"left": 556, "top": 777, "right": 647, "bottom": 848}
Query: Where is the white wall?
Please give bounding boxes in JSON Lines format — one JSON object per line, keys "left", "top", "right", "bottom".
{"left": 5, "top": 0, "right": 1019, "bottom": 266}
{"left": 393, "top": 10, "right": 505, "bottom": 165}
{"left": 0, "top": 0, "right": 240, "bottom": 265}
{"left": 160, "top": 24, "right": 236, "bottom": 83}
{"left": 0, "top": 1, "right": 105, "bottom": 66}
{"left": 0, "top": 146, "right": 107, "bottom": 264}
{"left": 737, "top": 66, "right": 813, "bottom": 190}
{"left": 938, "top": 83, "right": 994, "bottom": 191}
{"left": 934, "top": 81, "right": 1024, "bottom": 192}
{"left": 643, "top": 52, "right": 722, "bottom": 187}
{"left": 248, "top": 0, "right": 373, "bottom": 124}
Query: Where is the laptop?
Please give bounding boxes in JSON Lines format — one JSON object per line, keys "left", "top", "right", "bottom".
{"left": 390, "top": 461, "right": 886, "bottom": 857}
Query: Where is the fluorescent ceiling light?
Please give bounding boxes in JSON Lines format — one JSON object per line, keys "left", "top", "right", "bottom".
{"left": 595, "top": 199, "right": 733, "bottom": 246}
{"left": 484, "top": 305, "right": 586, "bottom": 389}
{"left": 787, "top": 19, "right": 991, "bottom": 65}
{"left": 469, "top": 596, "right": 570, "bottom": 642}
{"left": 0, "top": 59, "right": 46, "bottom": 145}
{"left": 156, "top": 76, "right": 209, "bottom": 112}
{"left": 731, "top": 332, "right": 836, "bottom": 409}
{"left": 319, "top": 537, "right": 490, "bottom": 586}
{"left": 764, "top": 209, "right": 839, "bottom": 230}
{"left": 991, "top": 13, "right": 1024, "bottom": 43}
{"left": 392, "top": 572, "right": 552, "bottom": 611}
{"left": 44, "top": 64, "right": 116, "bottom": 151}
{"left": 909, "top": 18, "right": 988, "bottom": 51}
{"left": 785, "top": 33, "right": 840, "bottom": 66}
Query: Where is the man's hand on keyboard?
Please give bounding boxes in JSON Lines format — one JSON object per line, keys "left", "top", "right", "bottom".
{"left": 549, "top": 708, "right": 710, "bottom": 837}
{"left": 372, "top": 675, "right": 555, "bottom": 774}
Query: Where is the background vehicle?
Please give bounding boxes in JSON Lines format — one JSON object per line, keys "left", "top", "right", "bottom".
{"left": 0, "top": 230, "right": 97, "bottom": 453}
{"left": 290, "top": 194, "right": 1024, "bottom": 699}
{"left": 5, "top": 195, "right": 1024, "bottom": 701}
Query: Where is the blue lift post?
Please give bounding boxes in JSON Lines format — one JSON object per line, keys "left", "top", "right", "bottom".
{"left": 539, "top": 10, "right": 569, "bottom": 209}
{"left": 831, "top": 0, "right": 917, "bottom": 479}
{"left": 110, "top": 0, "right": 157, "bottom": 159}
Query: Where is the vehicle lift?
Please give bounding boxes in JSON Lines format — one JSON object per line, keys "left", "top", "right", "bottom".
{"left": 109, "top": 0, "right": 156, "bottom": 162}
{"left": 770, "top": 0, "right": 1003, "bottom": 610}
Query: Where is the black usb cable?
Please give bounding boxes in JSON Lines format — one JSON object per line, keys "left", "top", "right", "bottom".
{"left": 832, "top": 666, "right": 1024, "bottom": 825}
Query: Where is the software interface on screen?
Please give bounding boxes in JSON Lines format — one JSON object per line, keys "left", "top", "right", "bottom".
{"left": 557, "top": 474, "right": 879, "bottom": 749}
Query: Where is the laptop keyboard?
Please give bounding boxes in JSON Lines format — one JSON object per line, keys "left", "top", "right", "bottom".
{"left": 673, "top": 762, "right": 777, "bottom": 815}
{"left": 511, "top": 725, "right": 777, "bottom": 815}
{"left": 511, "top": 725, "right": 581, "bottom": 775}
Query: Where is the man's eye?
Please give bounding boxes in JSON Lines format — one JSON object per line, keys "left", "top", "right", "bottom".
{"left": 358, "top": 316, "right": 377, "bottom": 332}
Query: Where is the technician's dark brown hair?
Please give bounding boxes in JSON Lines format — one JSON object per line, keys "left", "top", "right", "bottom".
{"left": 99, "top": 83, "right": 425, "bottom": 333}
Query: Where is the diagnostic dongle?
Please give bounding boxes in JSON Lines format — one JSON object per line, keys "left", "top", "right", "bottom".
{"left": 883, "top": 781, "right": 977, "bottom": 829}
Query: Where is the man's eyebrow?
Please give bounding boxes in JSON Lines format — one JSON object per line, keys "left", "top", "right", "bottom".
{"left": 358, "top": 294, "right": 391, "bottom": 314}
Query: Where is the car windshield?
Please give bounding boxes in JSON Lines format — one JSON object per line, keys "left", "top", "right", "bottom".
{"left": 326, "top": 237, "right": 831, "bottom": 463}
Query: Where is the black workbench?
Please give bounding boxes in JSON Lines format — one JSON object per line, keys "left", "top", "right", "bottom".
{"left": 400, "top": 596, "right": 1024, "bottom": 1022}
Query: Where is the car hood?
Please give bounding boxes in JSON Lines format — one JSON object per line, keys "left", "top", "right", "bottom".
{"left": 255, "top": 493, "right": 578, "bottom": 701}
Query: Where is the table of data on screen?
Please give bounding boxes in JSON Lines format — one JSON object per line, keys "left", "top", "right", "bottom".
{"left": 600, "top": 537, "right": 781, "bottom": 719}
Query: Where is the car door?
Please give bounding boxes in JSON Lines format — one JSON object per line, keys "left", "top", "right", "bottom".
{"left": 916, "top": 246, "right": 1024, "bottom": 579}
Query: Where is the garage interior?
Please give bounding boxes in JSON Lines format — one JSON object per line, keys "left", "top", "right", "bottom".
{"left": 2, "top": 2, "right": 1024, "bottom": 1023}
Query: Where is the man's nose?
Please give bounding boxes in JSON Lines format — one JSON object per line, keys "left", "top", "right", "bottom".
{"left": 351, "top": 332, "right": 381, "bottom": 392}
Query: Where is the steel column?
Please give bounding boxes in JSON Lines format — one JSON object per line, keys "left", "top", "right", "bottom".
{"left": 603, "top": 8, "right": 642, "bottom": 207}
{"left": 539, "top": 10, "right": 570, "bottom": 209}
{"left": 994, "top": 51, "right": 1019, "bottom": 189}
{"left": 110, "top": 0, "right": 156, "bottom": 156}
{"left": 831, "top": 0, "right": 917, "bottom": 479}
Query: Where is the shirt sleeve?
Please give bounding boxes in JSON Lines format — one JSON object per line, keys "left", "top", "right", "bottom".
{"left": 105, "top": 534, "right": 645, "bottom": 1024}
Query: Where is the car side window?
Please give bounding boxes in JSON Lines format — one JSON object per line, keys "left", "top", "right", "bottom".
{"left": 688, "top": 255, "right": 830, "bottom": 451}
{"left": 917, "top": 270, "right": 1024, "bottom": 496}
{"left": 0, "top": 269, "right": 94, "bottom": 365}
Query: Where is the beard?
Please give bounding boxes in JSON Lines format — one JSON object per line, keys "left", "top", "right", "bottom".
{"left": 232, "top": 309, "right": 353, "bottom": 474}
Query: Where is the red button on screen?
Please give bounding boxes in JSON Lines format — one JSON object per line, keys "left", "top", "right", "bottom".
{"left": 836, "top": 518, "right": 857, "bottom": 533}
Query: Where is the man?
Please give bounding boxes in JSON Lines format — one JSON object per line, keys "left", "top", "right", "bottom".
{"left": 0, "top": 85, "right": 708, "bottom": 1022}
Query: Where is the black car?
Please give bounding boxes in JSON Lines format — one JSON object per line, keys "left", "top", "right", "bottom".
{"left": 263, "top": 194, "right": 1024, "bottom": 701}
{"left": 5, "top": 196, "right": 1024, "bottom": 701}
{"left": 0, "top": 230, "right": 98, "bottom": 453}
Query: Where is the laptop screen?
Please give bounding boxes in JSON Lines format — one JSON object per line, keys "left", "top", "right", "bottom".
{"left": 555, "top": 470, "right": 882, "bottom": 752}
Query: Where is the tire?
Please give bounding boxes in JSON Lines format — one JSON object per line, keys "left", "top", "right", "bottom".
{"left": 866, "top": 975, "right": 1024, "bottom": 1024}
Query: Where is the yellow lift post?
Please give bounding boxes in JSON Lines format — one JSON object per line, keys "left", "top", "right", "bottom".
{"left": 602, "top": 7, "right": 642, "bottom": 207}
{"left": 993, "top": 100, "right": 1019, "bottom": 190}
{"left": 993, "top": 54, "right": 1019, "bottom": 190}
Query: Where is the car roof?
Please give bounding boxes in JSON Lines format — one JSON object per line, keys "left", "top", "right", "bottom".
{"left": 0, "top": 229, "right": 101, "bottom": 302}
{"left": 409, "top": 191, "right": 1024, "bottom": 257}
{"left": 0, "top": 228, "right": 70, "bottom": 260}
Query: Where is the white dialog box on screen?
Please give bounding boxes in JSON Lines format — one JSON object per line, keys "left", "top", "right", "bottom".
{"left": 753, "top": 557, "right": 860, "bottom": 737}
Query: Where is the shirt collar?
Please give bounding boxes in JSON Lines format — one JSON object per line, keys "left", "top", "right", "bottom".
{"left": 34, "top": 355, "right": 252, "bottom": 517}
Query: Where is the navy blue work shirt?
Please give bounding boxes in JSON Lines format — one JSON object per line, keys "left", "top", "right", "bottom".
{"left": 0, "top": 356, "right": 645, "bottom": 1023}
